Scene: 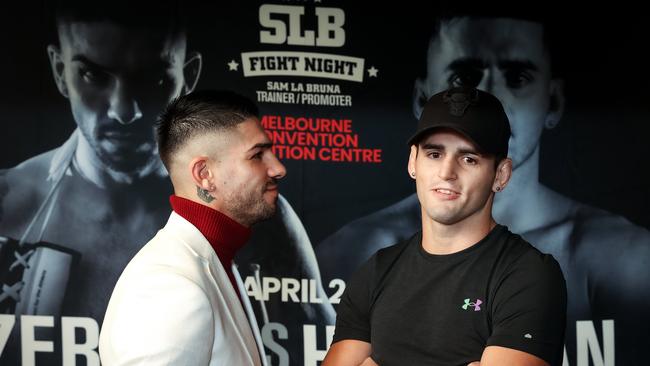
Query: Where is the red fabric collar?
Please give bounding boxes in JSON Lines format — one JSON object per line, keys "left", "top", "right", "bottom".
{"left": 169, "top": 195, "right": 251, "bottom": 270}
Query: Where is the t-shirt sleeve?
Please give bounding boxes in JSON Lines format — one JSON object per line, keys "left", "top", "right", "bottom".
{"left": 487, "top": 252, "right": 567, "bottom": 365}
{"left": 331, "top": 257, "right": 375, "bottom": 344}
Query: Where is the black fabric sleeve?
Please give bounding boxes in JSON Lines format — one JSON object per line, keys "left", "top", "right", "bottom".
{"left": 487, "top": 252, "right": 567, "bottom": 366}
{"left": 331, "top": 257, "right": 375, "bottom": 344}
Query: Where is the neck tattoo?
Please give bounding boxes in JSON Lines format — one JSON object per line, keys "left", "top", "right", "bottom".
{"left": 197, "top": 186, "right": 215, "bottom": 203}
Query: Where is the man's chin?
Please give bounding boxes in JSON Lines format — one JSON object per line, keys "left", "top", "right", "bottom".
{"left": 100, "top": 154, "right": 161, "bottom": 179}
{"left": 425, "top": 210, "right": 463, "bottom": 226}
{"left": 252, "top": 204, "right": 278, "bottom": 224}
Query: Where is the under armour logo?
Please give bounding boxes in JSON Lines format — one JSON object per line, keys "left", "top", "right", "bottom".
{"left": 443, "top": 88, "right": 479, "bottom": 117}
{"left": 461, "top": 298, "right": 482, "bottom": 311}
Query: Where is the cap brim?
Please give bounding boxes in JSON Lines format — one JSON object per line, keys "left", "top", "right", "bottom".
{"left": 406, "top": 125, "right": 486, "bottom": 155}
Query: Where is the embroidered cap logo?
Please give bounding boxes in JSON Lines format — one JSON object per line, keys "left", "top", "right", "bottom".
{"left": 461, "top": 298, "right": 482, "bottom": 311}
{"left": 443, "top": 88, "right": 479, "bottom": 117}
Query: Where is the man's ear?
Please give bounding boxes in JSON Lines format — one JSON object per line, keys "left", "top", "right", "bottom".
{"left": 189, "top": 156, "right": 214, "bottom": 191}
{"left": 545, "top": 78, "right": 565, "bottom": 129}
{"left": 412, "top": 77, "right": 429, "bottom": 120}
{"left": 493, "top": 158, "right": 513, "bottom": 193}
{"left": 47, "top": 44, "right": 69, "bottom": 98}
{"left": 183, "top": 51, "right": 202, "bottom": 95}
{"left": 407, "top": 145, "right": 418, "bottom": 180}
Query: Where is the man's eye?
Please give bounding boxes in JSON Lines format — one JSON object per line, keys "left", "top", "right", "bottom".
{"left": 252, "top": 151, "right": 263, "bottom": 160}
{"left": 503, "top": 69, "right": 533, "bottom": 89}
{"left": 428, "top": 151, "right": 441, "bottom": 159}
{"left": 79, "top": 67, "right": 111, "bottom": 86}
{"left": 154, "top": 74, "right": 173, "bottom": 88}
{"left": 463, "top": 156, "right": 477, "bottom": 165}
{"left": 448, "top": 69, "right": 483, "bottom": 88}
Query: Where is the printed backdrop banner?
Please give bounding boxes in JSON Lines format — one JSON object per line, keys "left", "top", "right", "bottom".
{"left": 0, "top": 1, "right": 648, "bottom": 365}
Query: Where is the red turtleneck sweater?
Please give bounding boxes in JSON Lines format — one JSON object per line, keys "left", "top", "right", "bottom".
{"left": 169, "top": 195, "right": 250, "bottom": 293}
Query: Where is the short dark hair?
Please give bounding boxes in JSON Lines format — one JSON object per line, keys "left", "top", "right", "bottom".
{"left": 420, "top": 5, "right": 562, "bottom": 79}
{"left": 54, "top": 0, "right": 187, "bottom": 41}
{"left": 156, "top": 90, "right": 259, "bottom": 170}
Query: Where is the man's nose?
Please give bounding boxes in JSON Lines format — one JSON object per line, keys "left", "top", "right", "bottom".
{"left": 477, "top": 68, "right": 494, "bottom": 94}
{"left": 438, "top": 157, "right": 457, "bottom": 181}
{"left": 268, "top": 152, "right": 287, "bottom": 180}
{"left": 107, "top": 82, "right": 143, "bottom": 125}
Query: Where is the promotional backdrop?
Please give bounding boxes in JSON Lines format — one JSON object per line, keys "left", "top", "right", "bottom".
{"left": 1, "top": 2, "right": 648, "bottom": 365}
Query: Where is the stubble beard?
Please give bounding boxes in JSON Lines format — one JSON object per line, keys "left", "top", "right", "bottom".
{"left": 225, "top": 184, "right": 278, "bottom": 226}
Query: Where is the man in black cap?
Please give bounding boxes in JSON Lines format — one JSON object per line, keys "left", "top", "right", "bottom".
{"left": 322, "top": 87, "right": 567, "bottom": 366}
{"left": 318, "top": 11, "right": 650, "bottom": 365}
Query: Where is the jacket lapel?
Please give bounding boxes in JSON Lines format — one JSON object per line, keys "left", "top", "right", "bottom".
{"left": 166, "top": 212, "right": 262, "bottom": 365}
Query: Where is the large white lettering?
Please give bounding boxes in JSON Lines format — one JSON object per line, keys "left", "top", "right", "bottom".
{"left": 576, "top": 320, "right": 614, "bottom": 366}
{"left": 259, "top": 5, "right": 345, "bottom": 47}
{"left": 21, "top": 315, "right": 54, "bottom": 366}
{"left": 244, "top": 276, "right": 342, "bottom": 303}
{"left": 1, "top": 316, "right": 100, "bottom": 365}
{"left": 262, "top": 322, "right": 289, "bottom": 366}
{"left": 0, "top": 314, "right": 15, "bottom": 355}
{"left": 61, "top": 317, "right": 99, "bottom": 366}
{"left": 303, "top": 324, "right": 335, "bottom": 366}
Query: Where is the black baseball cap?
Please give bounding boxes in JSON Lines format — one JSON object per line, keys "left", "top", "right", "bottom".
{"left": 408, "top": 87, "right": 511, "bottom": 157}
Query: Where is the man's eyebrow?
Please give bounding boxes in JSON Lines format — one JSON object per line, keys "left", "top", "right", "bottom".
{"left": 446, "top": 58, "right": 488, "bottom": 71}
{"left": 446, "top": 58, "right": 539, "bottom": 73}
{"left": 247, "top": 142, "right": 273, "bottom": 152}
{"left": 421, "top": 143, "right": 481, "bottom": 156}
{"left": 70, "top": 55, "right": 114, "bottom": 73}
{"left": 71, "top": 55, "right": 174, "bottom": 73}
{"left": 421, "top": 143, "right": 445, "bottom": 150}
{"left": 457, "top": 147, "right": 481, "bottom": 156}
{"left": 498, "top": 60, "right": 539, "bottom": 72}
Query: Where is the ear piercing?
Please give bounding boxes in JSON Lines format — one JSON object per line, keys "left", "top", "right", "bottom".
{"left": 495, "top": 186, "right": 501, "bottom": 192}
{"left": 410, "top": 171, "right": 416, "bottom": 177}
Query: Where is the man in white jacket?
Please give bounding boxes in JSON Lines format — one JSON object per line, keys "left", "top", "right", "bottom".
{"left": 99, "top": 90, "right": 287, "bottom": 365}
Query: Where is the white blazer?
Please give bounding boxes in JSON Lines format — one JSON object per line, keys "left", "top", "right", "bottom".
{"left": 99, "top": 212, "right": 265, "bottom": 365}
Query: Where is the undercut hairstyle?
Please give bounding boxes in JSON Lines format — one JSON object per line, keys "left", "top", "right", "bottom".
{"left": 156, "top": 90, "right": 259, "bottom": 170}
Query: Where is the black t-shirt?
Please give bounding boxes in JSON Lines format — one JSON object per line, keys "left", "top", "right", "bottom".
{"left": 333, "top": 225, "right": 567, "bottom": 366}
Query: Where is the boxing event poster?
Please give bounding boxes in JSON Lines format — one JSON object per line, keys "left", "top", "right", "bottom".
{"left": 0, "top": 2, "right": 648, "bottom": 365}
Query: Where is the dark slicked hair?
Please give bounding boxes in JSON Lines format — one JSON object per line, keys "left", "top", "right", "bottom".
{"left": 156, "top": 90, "right": 259, "bottom": 170}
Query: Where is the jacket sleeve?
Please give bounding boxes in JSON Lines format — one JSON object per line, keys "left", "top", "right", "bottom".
{"left": 100, "top": 269, "right": 214, "bottom": 365}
